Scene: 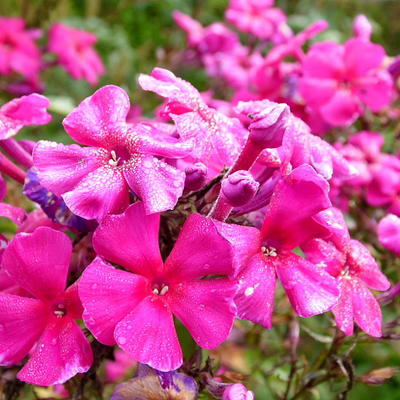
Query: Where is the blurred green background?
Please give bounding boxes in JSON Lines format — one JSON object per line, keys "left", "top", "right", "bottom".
{"left": 0, "top": 1, "right": 399, "bottom": 399}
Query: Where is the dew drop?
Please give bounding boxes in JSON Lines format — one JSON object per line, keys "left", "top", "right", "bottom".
{"left": 118, "top": 336, "right": 127, "bottom": 345}
{"left": 91, "top": 283, "right": 98, "bottom": 290}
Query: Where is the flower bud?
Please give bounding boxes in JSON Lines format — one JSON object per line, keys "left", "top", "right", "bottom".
{"left": 353, "top": 15, "right": 372, "bottom": 41}
{"left": 236, "top": 100, "right": 290, "bottom": 149}
{"left": 223, "top": 384, "right": 254, "bottom": 400}
{"left": 184, "top": 162, "right": 207, "bottom": 191}
{"left": 221, "top": 170, "right": 259, "bottom": 207}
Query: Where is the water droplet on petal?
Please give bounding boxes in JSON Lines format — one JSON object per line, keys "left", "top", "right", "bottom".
{"left": 118, "top": 336, "right": 127, "bottom": 345}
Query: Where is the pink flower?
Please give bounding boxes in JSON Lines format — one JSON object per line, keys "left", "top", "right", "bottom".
{"left": 0, "top": 93, "right": 51, "bottom": 140}
{"left": 300, "top": 38, "right": 393, "bottom": 126}
{"left": 304, "top": 209, "right": 390, "bottom": 337}
{"left": 79, "top": 202, "right": 237, "bottom": 371}
{"left": 138, "top": 68, "right": 247, "bottom": 170}
{"left": 33, "top": 85, "right": 192, "bottom": 219}
{"left": 48, "top": 23, "right": 105, "bottom": 85}
{"left": 377, "top": 214, "right": 400, "bottom": 256}
{"left": 0, "top": 227, "right": 93, "bottom": 385}
{"left": 225, "top": 0, "right": 291, "bottom": 43}
{"left": 216, "top": 165, "right": 339, "bottom": 328}
{"left": 105, "top": 349, "right": 136, "bottom": 383}
{"left": 0, "top": 17, "right": 42, "bottom": 83}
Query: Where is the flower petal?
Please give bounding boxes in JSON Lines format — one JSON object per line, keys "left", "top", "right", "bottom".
{"left": 165, "top": 214, "right": 235, "bottom": 281}
{"left": 33, "top": 141, "right": 102, "bottom": 196}
{"left": 2, "top": 227, "right": 71, "bottom": 300}
{"left": 0, "top": 293, "right": 48, "bottom": 365}
{"left": 63, "top": 165, "right": 129, "bottom": 220}
{"left": 276, "top": 253, "right": 340, "bottom": 317}
{"left": 93, "top": 202, "right": 163, "bottom": 277}
{"left": 235, "top": 253, "right": 276, "bottom": 328}
{"left": 63, "top": 85, "right": 130, "bottom": 148}
{"left": 123, "top": 156, "right": 185, "bottom": 215}
{"left": 332, "top": 279, "right": 354, "bottom": 336}
{"left": 18, "top": 318, "right": 93, "bottom": 386}
{"left": 114, "top": 296, "right": 182, "bottom": 372}
{"left": 169, "top": 278, "right": 237, "bottom": 349}
{"left": 79, "top": 258, "right": 148, "bottom": 345}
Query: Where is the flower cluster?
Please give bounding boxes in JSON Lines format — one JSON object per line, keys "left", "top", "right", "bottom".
{"left": 0, "top": 1, "right": 398, "bottom": 398}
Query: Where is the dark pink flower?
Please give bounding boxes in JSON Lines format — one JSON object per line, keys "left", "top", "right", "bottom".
{"left": 33, "top": 85, "right": 192, "bottom": 219}
{"left": 0, "top": 17, "right": 42, "bottom": 83}
{"left": 49, "top": 23, "right": 105, "bottom": 85}
{"left": 216, "top": 165, "right": 339, "bottom": 328}
{"left": 79, "top": 202, "right": 237, "bottom": 371}
{"left": 0, "top": 227, "right": 93, "bottom": 385}
{"left": 0, "top": 94, "right": 51, "bottom": 140}
{"left": 138, "top": 68, "right": 247, "bottom": 169}
{"left": 225, "top": 0, "right": 291, "bottom": 43}
{"left": 304, "top": 208, "right": 390, "bottom": 337}
{"left": 300, "top": 38, "right": 393, "bottom": 126}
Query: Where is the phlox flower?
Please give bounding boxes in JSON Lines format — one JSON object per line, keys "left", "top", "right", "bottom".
{"left": 138, "top": 68, "right": 247, "bottom": 171}
{"left": 0, "top": 93, "right": 51, "bottom": 139}
{"left": 0, "top": 227, "right": 93, "bottom": 385}
{"left": 300, "top": 38, "right": 393, "bottom": 126}
{"left": 215, "top": 165, "right": 339, "bottom": 328}
{"left": 48, "top": 23, "right": 105, "bottom": 85}
{"left": 79, "top": 202, "right": 237, "bottom": 371}
{"left": 33, "top": 85, "right": 192, "bottom": 219}
{"left": 0, "top": 17, "right": 42, "bottom": 84}
{"left": 304, "top": 208, "right": 390, "bottom": 337}
{"left": 225, "top": 0, "right": 291, "bottom": 43}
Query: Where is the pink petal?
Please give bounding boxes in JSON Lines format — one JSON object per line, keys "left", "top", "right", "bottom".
{"left": 332, "top": 279, "right": 354, "bottom": 336}
{"left": 63, "top": 85, "right": 130, "bottom": 148}
{"left": 213, "top": 220, "right": 261, "bottom": 277}
{"left": 261, "top": 165, "right": 331, "bottom": 250}
{"left": 319, "top": 89, "right": 361, "bottom": 127}
{"left": 123, "top": 156, "right": 185, "bottom": 215}
{"left": 348, "top": 240, "right": 390, "bottom": 291}
{"left": 344, "top": 38, "right": 385, "bottom": 78}
{"left": 93, "top": 202, "right": 163, "bottom": 277}
{"left": 276, "top": 253, "right": 340, "bottom": 317}
{"left": 2, "top": 227, "right": 71, "bottom": 300}
{"left": 0, "top": 203, "right": 27, "bottom": 225}
{"left": 300, "top": 77, "right": 337, "bottom": 107}
{"left": 0, "top": 293, "right": 48, "bottom": 365}
{"left": 234, "top": 253, "right": 276, "bottom": 328}
{"left": 62, "top": 165, "right": 129, "bottom": 220}
{"left": 350, "top": 278, "right": 383, "bottom": 337}
{"left": 165, "top": 214, "right": 235, "bottom": 281}
{"left": 18, "top": 318, "right": 93, "bottom": 386}
{"left": 169, "top": 278, "right": 237, "bottom": 349}
{"left": 79, "top": 258, "right": 148, "bottom": 345}
{"left": 377, "top": 214, "right": 400, "bottom": 256}
{"left": 114, "top": 296, "right": 182, "bottom": 371}
{"left": 33, "top": 141, "right": 102, "bottom": 196}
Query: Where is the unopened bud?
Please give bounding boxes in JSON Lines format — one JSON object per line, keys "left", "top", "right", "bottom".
{"left": 221, "top": 170, "right": 259, "bottom": 207}
{"left": 184, "top": 162, "right": 207, "bottom": 191}
{"left": 236, "top": 100, "right": 290, "bottom": 149}
{"left": 353, "top": 15, "right": 372, "bottom": 41}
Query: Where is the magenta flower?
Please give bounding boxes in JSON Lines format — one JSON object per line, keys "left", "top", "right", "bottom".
{"left": 48, "top": 23, "right": 105, "bottom": 85}
{"left": 79, "top": 202, "right": 237, "bottom": 371}
{"left": 225, "top": 0, "right": 291, "bottom": 43}
{"left": 0, "top": 93, "right": 51, "bottom": 140}
{"left": 223, "top": 383, "right": 254, "bottom": 400}
{"left": 138, "top": 68, "right": 247, "bottom": 168}
{"left": 216, "top": 165, "right": 339, "bottom": 328}
{"left": 304, "top": 210, "right": 390, "bottom": 337}
{"left": 33, "top": 85, "right": 192, "bottom": 219}
{"left": 0, "top": 227, "right": 93, "bottom": 385}
{"left": 300, "top": 38, "right": 393, "bottom": 126}
{"left": 377, "top": 214, "right": 400, "bottom": 257}
{"left": 0, "top": 17, "right": 42, "bottom": 83}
